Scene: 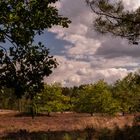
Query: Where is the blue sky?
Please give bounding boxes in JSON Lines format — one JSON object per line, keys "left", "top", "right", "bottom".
{"left": 35, "top": 31, "right": 72, "bottom": 56}
{"left": 43, "top": 0, "right": 140, "bottom": 87}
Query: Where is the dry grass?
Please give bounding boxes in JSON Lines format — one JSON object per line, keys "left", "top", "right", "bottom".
{"left": 0, "top": 110, "right": 135, "bottom": 136}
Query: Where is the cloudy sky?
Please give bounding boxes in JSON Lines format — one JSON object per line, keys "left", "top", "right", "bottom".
{"left": 43, "top": 0, "right": 140, "bottom": 87}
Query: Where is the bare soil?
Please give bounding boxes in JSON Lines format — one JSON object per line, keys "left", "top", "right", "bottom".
{"left": 0, "top": 110, "right": 135, "bottom": 136}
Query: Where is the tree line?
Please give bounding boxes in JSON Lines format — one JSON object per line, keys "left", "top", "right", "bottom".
{"left": 0, "top": 72, "right": 140, "bottom": 116}
{"left": 0, "top": 0, "right": 140, "bottom": 118}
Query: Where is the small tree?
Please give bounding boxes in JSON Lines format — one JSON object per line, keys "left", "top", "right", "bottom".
{"left": 113, "top": 73, "right": 140, "bottom": 115}
{"left": 92, "top": 80, "right": 119, "bottom": 115}
{"left": 74, "top": 84, "right": 96, "bottom": 116}
{"left": 74, "top": 80, "right": 118, "bottom": 116}
{"left": 35, "top": 83, "right": 65, "bottom": 116}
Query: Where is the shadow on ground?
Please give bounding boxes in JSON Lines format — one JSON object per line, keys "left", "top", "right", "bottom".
{"left": 1, "top": 125, "right": 140, "bottom": 140}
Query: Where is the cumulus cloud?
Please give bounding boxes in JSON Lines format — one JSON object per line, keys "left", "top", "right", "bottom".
{"left": 122, "top": 0, "right": 140, "bottom": 10}
{"left": 45, "top": 55, "right": 130, "bottom": 87}
{"left": 46, "top": 0, "right": 140, "bottom": 86}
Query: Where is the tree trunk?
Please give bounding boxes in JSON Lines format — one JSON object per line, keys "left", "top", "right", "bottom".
{"left": 47, "top": 112, "right": 50, "bottom": 117}
{"left": 90, "top": 113, "right": 93, "bottom": 116}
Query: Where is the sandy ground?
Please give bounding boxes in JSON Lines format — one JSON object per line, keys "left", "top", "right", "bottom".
{"left": 0, "top": 109, "right": 18, "bottom": 115}
{"left": 0, "top": 110, "right": 135, "bottom": 136}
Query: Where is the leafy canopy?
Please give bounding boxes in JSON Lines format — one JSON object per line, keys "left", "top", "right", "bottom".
{"left": 74, "top": 80, "right": 119, "bottom": 115}
{"left": 86, "top": 0, "right": 140, "bottom": 44}
{"left": 113, "top": 72, "right": 140, "bottom": 113}
{"left": 0, "top": 0, "right": 71, "bottom": 98}
{"left": 35, "top": 83, "right": 67, "bottom": 115}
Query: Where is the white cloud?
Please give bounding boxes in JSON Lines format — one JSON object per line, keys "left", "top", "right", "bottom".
{"left": 122, "top": 0, "right": 140, "bottom": 10}
{"left": 46, "top": 0, "right": 140, "bottom": 86}
{"left": 45, "top": 55, "right": 130, "bottom": 87}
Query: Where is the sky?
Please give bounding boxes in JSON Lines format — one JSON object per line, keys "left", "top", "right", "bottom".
{"left": 43, "top": 0, "right": 140, "bottom": 87}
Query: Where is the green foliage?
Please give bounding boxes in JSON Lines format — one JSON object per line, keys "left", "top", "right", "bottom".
{"left": 0, "top": 87, "right": 17, "bottom": 109}
{"left": 0, "top": 43, "right": 58, "bottom": 99}
{"left": 113, "top": 72, "right": 140, "bottom": 114}
{"left": 34, "top": 83, "right": 68, "bottom": 115}
{"left": 0, "top": 0, "right": 71, "bottom": 99}
{"left": 0, "top": 0, "right": 70, "bottom": 45}
{"left": 62, "top": 86, "right": 80, "bottom": 111}
{"left": 74, "top": 80, "right": 119, "bottom": 115}
{"left": 0, "top": 72, "right": 140, "bottom": 116}
{"left": 86, "top": 0, "right": 140, "bottom": 44}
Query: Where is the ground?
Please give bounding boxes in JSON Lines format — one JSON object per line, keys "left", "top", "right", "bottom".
{"left": 0, "top": 110, "right": 136, "bottom": 137}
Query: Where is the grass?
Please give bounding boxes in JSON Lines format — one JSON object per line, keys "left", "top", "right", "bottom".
{"left": 0, "top": 111, "right": 139, "bottom": 139}
{"left": 1, "top": 125, "right": 140, "bottom": 140}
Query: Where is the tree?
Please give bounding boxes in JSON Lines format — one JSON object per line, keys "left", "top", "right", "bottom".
{"left": 0, "top": 87, "right": 17, "bottom": 110}
{"left": 74, "top": 80, "right": 119, "bottom": 116}
{"left": 0, "top": 0, "right": 71, "bottom": 99}
{"left": 62, "top": 86, "right": 81, "bottom": 111}
{"left": 113, "top": 73, "right": 140, "bottom": 114}
{"left": 86, "top": 0, "right": 140, "bottom": 44}
{"left": 92, "top": 80, "right": 119, "bottom": 115}
{"left": 34, "top": 83, "right": 66, "bottom": 116}
{"left": 0, "top": 43, "right": 58, "bottom": 99}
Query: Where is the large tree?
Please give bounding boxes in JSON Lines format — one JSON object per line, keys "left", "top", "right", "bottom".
{"left": 0, "top": 0, "right": 71, "bottom": 99}
{"left": 86, "top": 0, "right": 140, "bottom": 44}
